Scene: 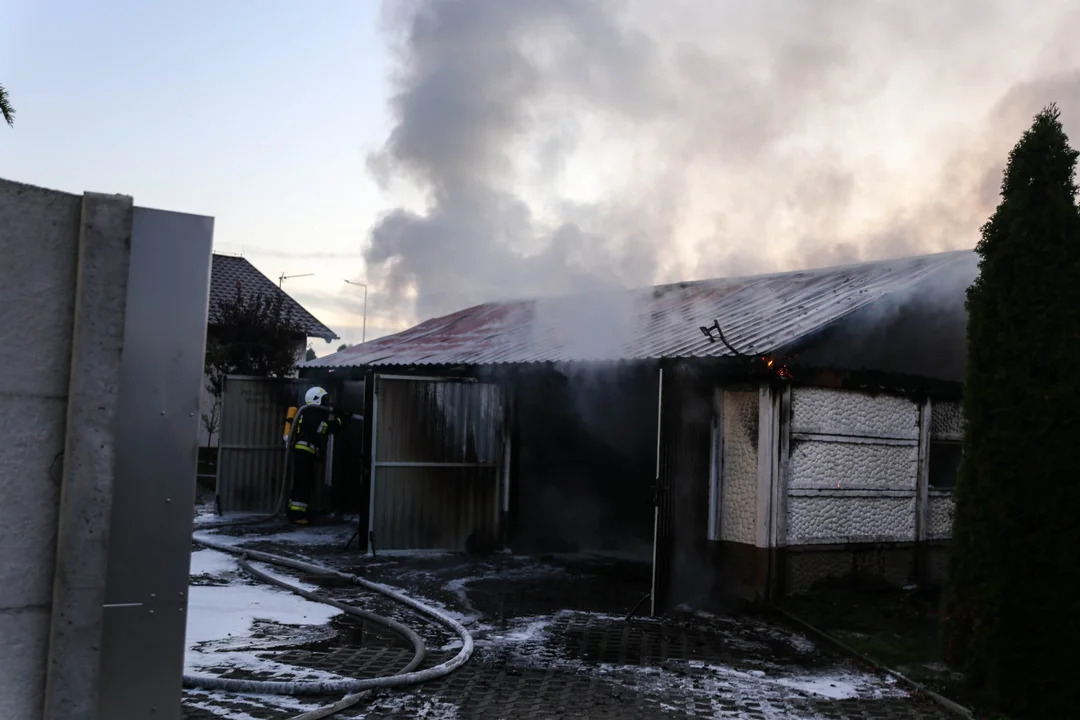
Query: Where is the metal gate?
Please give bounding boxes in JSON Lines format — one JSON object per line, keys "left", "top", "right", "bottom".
{"left": 650, "top": 363, "right": 714, "bottom": 615}
{"left": 216, "top": 375, "right": 322, "bottom": 513}
{"left": 368, "top": 374, "right": 507, "bottom": 552}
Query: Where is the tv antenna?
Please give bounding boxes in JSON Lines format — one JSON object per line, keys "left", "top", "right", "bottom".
{"left": 279, "top": 272, "right": 314, "bottom": 288}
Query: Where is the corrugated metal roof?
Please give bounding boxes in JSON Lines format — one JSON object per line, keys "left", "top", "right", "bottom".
{"left": 210, "top": 254, "right": 339, "bottom": 340}
{"left": 305, "top": 250, "right": 976, "bottom": 369}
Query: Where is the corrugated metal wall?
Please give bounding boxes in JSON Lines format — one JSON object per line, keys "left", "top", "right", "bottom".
{"left": 217, "top": 375, "right": 332, "bottom": 513}
{"left": 371, "top": 376, "right": 504, "bottom": 550}
{"left": 329, "top": 379, "right": 366, "bottom": 513}
{"left": 653, "top": 363, "right": 714, "bottom": 613}
{"left": 508, "top": 363, "right": 658, "bottom": 557}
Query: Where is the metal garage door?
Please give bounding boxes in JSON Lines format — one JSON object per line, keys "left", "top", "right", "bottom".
{"left": 368, "top": 375, "right": 508, "bottom": 551}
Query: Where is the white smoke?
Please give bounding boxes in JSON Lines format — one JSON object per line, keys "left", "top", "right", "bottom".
{"left": 360, "top": 0, "right": 1080, "bottom": 347}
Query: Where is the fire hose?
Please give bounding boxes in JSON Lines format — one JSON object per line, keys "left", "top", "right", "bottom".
{"left": 186, "top": 534, "right": 475, "bottom": 719}
{"left": 188, "top": 405, "right": 475, "bottom": 718}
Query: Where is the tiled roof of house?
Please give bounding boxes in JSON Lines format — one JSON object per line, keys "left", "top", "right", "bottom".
{"left": 209, "top": 254, "right": 338, "bottom": 340}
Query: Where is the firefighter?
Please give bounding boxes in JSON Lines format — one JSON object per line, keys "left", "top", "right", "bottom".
{"left": 284, "top": 386, "right": 344, "bottom": 525}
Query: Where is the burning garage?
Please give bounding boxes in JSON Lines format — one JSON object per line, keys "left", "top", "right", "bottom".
{"left": 292, "top": 249, "right": 975, "bottom": 614}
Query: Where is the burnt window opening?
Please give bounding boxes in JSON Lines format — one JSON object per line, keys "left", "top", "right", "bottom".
{"left": 929, "top": 440, "right": 962, "bottom": 490}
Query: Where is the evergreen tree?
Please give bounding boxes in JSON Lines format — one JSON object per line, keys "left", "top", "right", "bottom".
{"left": 943, "top": 104, "right": 1080, "bottom": 718}
{"left": 0, "top": 82, "right": 14, "bottom": 127}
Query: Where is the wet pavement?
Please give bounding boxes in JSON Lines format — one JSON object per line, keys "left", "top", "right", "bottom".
{"left": 181, "top": 517, "right": 952, "bottom": 719}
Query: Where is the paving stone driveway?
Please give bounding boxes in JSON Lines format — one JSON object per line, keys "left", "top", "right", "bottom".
{"left": 182, "top": 522, "right": 951, "bottom": 719}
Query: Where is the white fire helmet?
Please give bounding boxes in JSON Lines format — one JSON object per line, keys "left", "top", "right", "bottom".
{"left": 305, "top": 386, "right": 328, "bottom": 406}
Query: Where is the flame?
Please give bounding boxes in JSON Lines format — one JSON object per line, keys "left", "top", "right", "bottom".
{"left": 761, "top": 355, "right": 793, "bottom": 379}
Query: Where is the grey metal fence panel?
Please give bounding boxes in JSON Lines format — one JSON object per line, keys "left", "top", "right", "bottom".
{"left": 216, "top": 375, "right": 336, "bottom": 513}
{"left": 372, "top": 377, "right": 504, "bottom": 550}
{"left": 98, "top": 206, "right": 213, "bottom": 720}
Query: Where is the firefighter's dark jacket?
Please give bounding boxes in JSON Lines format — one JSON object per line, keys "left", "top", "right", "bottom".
{"left": 290, "top": 405, "right": 345, "bottom": 460}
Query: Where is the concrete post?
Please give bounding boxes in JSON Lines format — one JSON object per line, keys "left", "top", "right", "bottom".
{"left": 43, "top": 193, "right": 134, "bottom": 720}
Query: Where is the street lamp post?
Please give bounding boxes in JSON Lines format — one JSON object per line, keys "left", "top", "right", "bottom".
{"left": 343, "top": 279, "right": 368, "bottom": 344}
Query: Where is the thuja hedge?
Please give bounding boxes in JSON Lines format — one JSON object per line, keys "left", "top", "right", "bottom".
{"left": 943, "top": 104, "right": 1080, "bottom": 718}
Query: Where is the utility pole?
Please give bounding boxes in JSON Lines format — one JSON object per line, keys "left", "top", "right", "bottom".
{"left": 279, "top": 272, "right": 314, "bottom": 288}
{"left": 343, "top": 279, "right": 368, "bottom": 343}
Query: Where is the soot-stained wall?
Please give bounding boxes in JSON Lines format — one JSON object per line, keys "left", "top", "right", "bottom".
{"left": 792, "top": 254, "right": 976, "bottom": 384}
{"left": 656, "top": 364, "right": 715, "bottom": 609}
{"left": 510, "top": 363, "right": 658, "bottom": 559}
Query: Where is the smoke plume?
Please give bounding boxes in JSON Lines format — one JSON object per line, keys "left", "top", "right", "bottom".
{"left": 362, "top": 0, "right": 1080, "bottom": 329}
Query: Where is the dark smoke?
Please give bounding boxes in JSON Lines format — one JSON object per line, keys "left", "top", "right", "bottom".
{"left": 793, "top": 252, "right": 979, "bottom": 382}
{"left": 362, "top": 0, "right": 1080, "bottom": 333}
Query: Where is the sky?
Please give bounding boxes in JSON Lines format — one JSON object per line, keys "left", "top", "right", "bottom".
{"left": 1, "top": 0, "right": 394, "bottom": 353}
{"left": 4, "top": 0, "right": 1080, "bottom": 357}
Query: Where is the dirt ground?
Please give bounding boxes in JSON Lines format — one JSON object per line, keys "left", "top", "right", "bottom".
{"left": 181, "top": 516, "right": 952, "bottom": 719}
